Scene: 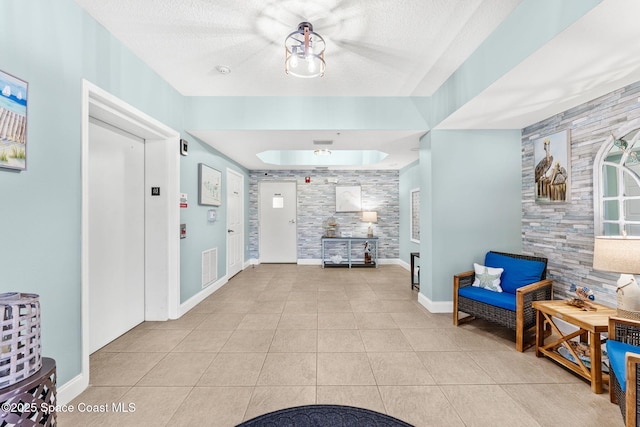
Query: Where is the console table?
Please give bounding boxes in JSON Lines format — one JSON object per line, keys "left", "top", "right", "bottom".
{"left": 321, "top": 237, "right": 378, "bottom": 268}
{"left": 410, "top": 252, "right": 420, "bottom": 290}
{"left": 0, "top": 357, "right": 57, "bottom": 426}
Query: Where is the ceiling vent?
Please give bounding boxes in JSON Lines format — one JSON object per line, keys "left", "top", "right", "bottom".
{"left": 313, "top": 140, "right": 333, "bottom": 146}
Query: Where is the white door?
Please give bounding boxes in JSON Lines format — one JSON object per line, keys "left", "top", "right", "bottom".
{"left": 227, "top": 169, "right": 244, "bottom": 278}
{"left": 88, "top": 117, "right": 145, "bottom": 353}
{"left": 259, "top": 181, "right": 297, "bottom": 263}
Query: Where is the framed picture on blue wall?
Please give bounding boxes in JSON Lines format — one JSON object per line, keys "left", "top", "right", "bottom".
{"left": 198, "top": 163, "right": 221, "bottom": 206}
{"left": 0, "top": 69, "right": 28, "bottom": 171}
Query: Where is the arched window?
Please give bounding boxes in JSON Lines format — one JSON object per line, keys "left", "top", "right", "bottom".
{"left": 594, "top": 119, "right": 640, "bottom": 236}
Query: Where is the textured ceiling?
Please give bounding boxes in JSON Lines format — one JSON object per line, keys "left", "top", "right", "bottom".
{"left": 73, "top": 0, "right": 521, "bottom": 97}
{"left": 74, "top": 0, "right": 640, "bottom": 170}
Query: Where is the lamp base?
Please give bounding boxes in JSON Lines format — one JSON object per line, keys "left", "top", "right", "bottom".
{"left": 367, "top": 224, "right": 374, "bottom": 238}
{"left": 617, "top": 274, "right": 640, "bottom": 319}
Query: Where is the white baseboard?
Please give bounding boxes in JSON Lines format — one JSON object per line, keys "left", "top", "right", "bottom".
{"left": 418, "top": 292, "right": 453, "bottom": 313}
{"left": 377, "top": 258, "right": 400, "bottom": 265}
{"left": 249, "top": 258, "right": 408, "bottom": 267}
{"left": 57, "top": 373, "right": 88, "bottom": 405}
{"left": 178, "top": 275, "right": 228, "bottom": 317}
{"left": 298, "top": 259, "right": 322, "bottom": 265}
{"left": 396, "top": 259, "right": 410, "bottom": 270}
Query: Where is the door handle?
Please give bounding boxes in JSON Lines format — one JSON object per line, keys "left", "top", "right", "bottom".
{"left": 289, "top": 220, "right": 295, "bottom": 224}
{"left": 228, "top": 229, "right": 234, "bottom": 233}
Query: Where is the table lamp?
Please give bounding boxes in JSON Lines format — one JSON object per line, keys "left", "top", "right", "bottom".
{"left": 361, "top": 211, "right": 377, "bottom": 238}
{"left": 593, "top": 235, "right": 640, "bottom": 318}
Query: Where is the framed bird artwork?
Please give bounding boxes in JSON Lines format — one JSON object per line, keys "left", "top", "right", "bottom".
{"left": 533, "top": 130, "right": 571, "bottom": 203}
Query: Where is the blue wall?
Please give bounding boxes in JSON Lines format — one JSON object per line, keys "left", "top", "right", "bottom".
{"left": 430, "top": 0, "right": 603, "bottom": 126}
{"left": 185, "top": 96, "right": 429, "bottom": 131}
{"left": 0, "top": 0, "right": 186, "bottom": 386}
{"left": 0, "top": 0, "right": 251, "bottom": 386}
{"left": 399, "top": 160, "right": 420, "bottom": 263}
{"left": 419, "top": 130, "right": 523, "bottom": 304}
{"left": 178, "top": 138, "right": 249, "bottom": 303}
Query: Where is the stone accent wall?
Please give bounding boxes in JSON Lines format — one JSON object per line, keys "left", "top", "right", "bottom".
{"left": 522, "top": 81, "right": 640, "bottom": 307}
{"left": 249, "top": 170, "right": 399, "bottom": 261}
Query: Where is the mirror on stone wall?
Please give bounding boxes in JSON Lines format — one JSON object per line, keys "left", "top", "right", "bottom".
{"left": 601, "top": 127, "right": 640, "bottom": 235}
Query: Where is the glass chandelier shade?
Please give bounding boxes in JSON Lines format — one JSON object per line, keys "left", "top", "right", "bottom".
{"left": 285, "top": 22, "right": 326, "bottom": 78}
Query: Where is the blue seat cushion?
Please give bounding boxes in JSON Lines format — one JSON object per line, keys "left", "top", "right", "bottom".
{"left": 606, "top": 339, "right": 640, "bottom": 392}
{"left": 458, "top": 286, "right": 516, "bottom": 312}
{"left": 484, "top": 252, "right": 546, "bottom": 294}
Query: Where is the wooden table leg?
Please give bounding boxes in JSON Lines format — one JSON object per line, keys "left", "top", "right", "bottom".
{"left": 590, "top": 331, "right": 603, "bottom": 394}
{"left": 535, "top": 307, "right": 544, "bottom": 357}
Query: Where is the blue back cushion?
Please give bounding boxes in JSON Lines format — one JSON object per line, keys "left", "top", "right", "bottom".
{"left": 606, "top": 339, "right": 640, "bottom": 392}
{"left": 484, "top": 252, "right": 546, "bottom": 294}
{"left": 458, "top": 286, "right": 516, "bottom": 311}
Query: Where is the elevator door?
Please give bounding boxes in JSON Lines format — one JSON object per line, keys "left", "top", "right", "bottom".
{"left": 88, "top": 117, "right": 145, "bottom": 353}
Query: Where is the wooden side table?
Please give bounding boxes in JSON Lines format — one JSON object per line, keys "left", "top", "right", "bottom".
{"left": 532, "top": 300, "right": 616, "bottom": 394}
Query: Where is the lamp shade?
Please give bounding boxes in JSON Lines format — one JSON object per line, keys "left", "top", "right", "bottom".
{"left": 593, "top": 236, "right": 640, "bottom": 274}
{"left": 361, "top": 211, "right": 377, "bottom": 223}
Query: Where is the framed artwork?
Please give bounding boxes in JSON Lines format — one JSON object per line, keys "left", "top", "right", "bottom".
{"left": 336, "top": 186, "right": 362, "bottom": 212}
{"left": 410, "top": 188, "right": 420, "bottom": 243}
{"left": 198, "top": 163, "right": 221, "bottom": 206}
{"left": 0, "top": 70, "right": 28, "bottom": 171}
{"left": 533, "top": 130, "right": 570, "bottom": 203}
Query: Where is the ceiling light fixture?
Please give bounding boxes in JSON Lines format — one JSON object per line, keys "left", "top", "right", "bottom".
{"left": 285, "top": 22, "right": 325, "bottom": 78}
{"left": 314, "top": 149, "right": 331, "bottom": 156}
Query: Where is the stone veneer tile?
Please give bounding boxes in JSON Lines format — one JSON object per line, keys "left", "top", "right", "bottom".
{"left": 522, "top": 80, "right": 640, "bottom": 307}
{"left": 249, "top": 170, "right": 400, "bottom": 261}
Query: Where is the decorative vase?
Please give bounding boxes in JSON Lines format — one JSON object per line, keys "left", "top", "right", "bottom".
{"left": 0, "top": 292, "right": 42, "bottom": 388}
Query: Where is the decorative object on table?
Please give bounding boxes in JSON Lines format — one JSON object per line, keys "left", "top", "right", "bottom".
{"left": 198, "top": 163, "right": 221, "bottom": 206}
{"left": 533, "top": 130, "right": 570, "bottom": 202}
{"left": 557, "top": 340, "right": 609, "bottom": 373}
{"left": 330, "top": 254, "right": 343, "bottom": 264}
{"left": 570, "top": 283, "right": 595, "bottom": 301}
{"left": 324, "top": 217, "right": 338, "bottom": 237}
{"left": 593, "top": 234, "right": 640, "bottom": 319}
{"left": 565, "top": 298, "right": 596, "bottom": 311}
{"left": 0, "top": 69, "right": 28, "bottom": 171}
{"left": 566, "top": 283, "right": 597, "bottom": 311}
{"left": 364, "top": 241, "right": 371, "bottom": 264}
{"left": 335, "top": 186, "right": 361, "bottom": 212}
{"left": 361, "top": 211, "right": 377, "bottom": 238}
{"left": 0, "top": 293, "right": 41, "bottom": 388}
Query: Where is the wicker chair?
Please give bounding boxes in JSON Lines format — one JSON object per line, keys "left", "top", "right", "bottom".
{"left": 607, "top": 317, "right": 640, "bottom": 427}
{"left": 453, "top": 251, "right": 553, "bottom": 352}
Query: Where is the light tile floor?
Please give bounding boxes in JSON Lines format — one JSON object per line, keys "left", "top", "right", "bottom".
{"left": 59, "top": 265, "right": 623, "bottom": 426}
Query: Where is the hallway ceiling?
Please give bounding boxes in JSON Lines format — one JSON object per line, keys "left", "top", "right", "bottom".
{"left": 75, "top": 0, "right": 640, "bottom": 170}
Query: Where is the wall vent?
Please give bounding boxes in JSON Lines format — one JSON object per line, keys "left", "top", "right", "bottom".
{"left": 202, "top": 248, "right": 218, "bottom": 288}
{"left": 313, "top": 139, "right": 333, "bottom": 145}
